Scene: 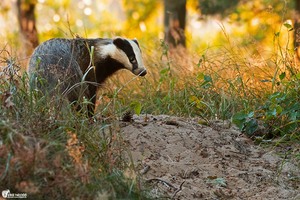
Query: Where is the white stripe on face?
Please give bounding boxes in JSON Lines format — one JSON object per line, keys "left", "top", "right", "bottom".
{"left": 128, "top": 39, "right": 147, "bottom": 76}
{"left": 97, "top": 43, "right": 132, "bottom": 71}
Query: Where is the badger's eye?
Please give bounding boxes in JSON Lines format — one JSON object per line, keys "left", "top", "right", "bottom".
{"left": 129, "top": 56, "right": 136, "bottom": 63}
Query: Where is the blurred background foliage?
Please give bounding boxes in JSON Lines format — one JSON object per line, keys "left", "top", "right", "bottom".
{"left": 0, "top": 0, "right": 298, "bottom": 60}
{"left": 1, "top": 1, "right": 299, "bottom": 198}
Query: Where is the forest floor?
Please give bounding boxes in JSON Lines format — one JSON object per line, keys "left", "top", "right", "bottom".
{"left": 120, "top": 114, "right": 300, "bottom": 200}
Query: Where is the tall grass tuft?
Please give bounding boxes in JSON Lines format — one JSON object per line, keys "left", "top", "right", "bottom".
{"left": 0, "top": 48, "right": 151, "bottom": 199}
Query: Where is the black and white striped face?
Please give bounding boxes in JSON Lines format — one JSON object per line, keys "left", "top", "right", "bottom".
{"left": 98, "top": 37, "right": 147, "bottom": 76}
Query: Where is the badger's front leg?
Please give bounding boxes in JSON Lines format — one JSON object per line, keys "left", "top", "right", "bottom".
{"left": 87, "top": 84, "right": 97, "bottom": 117}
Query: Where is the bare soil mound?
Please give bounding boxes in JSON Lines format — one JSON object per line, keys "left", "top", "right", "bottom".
{"left": 121, "top": 114, "right": 300, "bottom": 199}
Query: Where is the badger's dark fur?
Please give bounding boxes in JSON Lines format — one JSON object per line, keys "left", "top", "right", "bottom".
{"left": 28, "top": 37, "right": 147, "bottom": 115}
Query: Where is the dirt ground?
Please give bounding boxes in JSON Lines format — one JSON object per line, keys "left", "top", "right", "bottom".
{"left": 120, "top": 114, "right": 300, "bottom": 200}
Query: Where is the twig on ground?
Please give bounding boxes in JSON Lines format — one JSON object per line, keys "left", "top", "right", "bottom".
{"left": 171, "top": 181, "right": 185, "bottom": 199}
{"left": 146, "top": 178, "right": 177, "bottom": 189}
{"left": 146, "top": 178, "right": 185, "bottom": 199}
{"left": 140, "top": 164, "right": 150, "bottom": 175}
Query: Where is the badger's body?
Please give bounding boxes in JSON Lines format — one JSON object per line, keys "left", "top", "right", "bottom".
{"left": 28, "top": 37, "right": 147, "bottom": 115}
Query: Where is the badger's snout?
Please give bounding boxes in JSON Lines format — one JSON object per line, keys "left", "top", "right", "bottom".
{"left": 139, "top": 69, "right": 147, "bottom": 76}
{"left": 133, "top": 68, "right": 147, "bottom": 76}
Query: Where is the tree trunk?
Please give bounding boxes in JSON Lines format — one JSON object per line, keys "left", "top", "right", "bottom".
{"left": 17, "top": 0, "right": 39, "bottom": 55}
{"left": 163, "top": 0, "right": 186, "bottom": 47}
{"left": 294, "top": 0, "right": 300, "bottom": 59}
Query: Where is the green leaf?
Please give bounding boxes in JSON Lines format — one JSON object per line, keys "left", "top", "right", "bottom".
{"left": 207, "top": 177, "right": 227, "bottom": 187}
{"left": 189, "top": 95, "right": 200, "bottom": 104}
{"left": 204, "top": 75, "right": 212, "bottom": 82}
{"left": 130, "top": 101, "right": 142, "bottom": 115}
{"left": 197, "top": 58, "right": 203, "bottom": 67}
{"left": 283, "top": 23, "right": 293, "bottom": 31}
{"left": 279, "top": 72, "right": 286, "bottom": 80}
{"left": 244, "top": 118, "right": 258, "bottom": 136}
{"left": 232, "top": 111, "right": 248, "bottom": 130}
{"left": 232, "top": 111, "right": 257, "bottom": 134}
{"left": 269, "top": 92, "right": 285, "bottom": 102}
{"left": 160, "top": 68, "right": 170, "bottom": 75}
{"left": 247, "top": 111, "right": 254, "bottom": 118}
{"left": 232, "top": 111, "right": 248, "bottom": 120}
{"left": 266, "top": 108, "right": 277, "bottom": 118}
{"left": 275, "top": 105, "right": 283, "bottom": 115}
{"left": 214, "top": 177, "right": 227, "bottom": 187}
{"left": 197, "top": 72, "right": 204, "bottom": 80}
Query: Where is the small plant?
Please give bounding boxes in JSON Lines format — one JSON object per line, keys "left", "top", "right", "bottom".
{"left": 232, "top": 67, "right": 300, "bottom": 140}
{"left": 232, "top": 111, "right": 258, "bottom": 136}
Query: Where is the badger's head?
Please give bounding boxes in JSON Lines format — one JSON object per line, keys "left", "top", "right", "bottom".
{"left": 98, "top": 37, "right": 147, "bottom": 76}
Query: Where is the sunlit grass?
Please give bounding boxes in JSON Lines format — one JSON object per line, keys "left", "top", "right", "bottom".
{"left": 0, "top": 23, "right": 299, "bottom": 199}
{"left": 0, "top": 52, "right": 151, "bottom": 199}
{"left": 98, "top": 28, "right": 299, "bottom": 139}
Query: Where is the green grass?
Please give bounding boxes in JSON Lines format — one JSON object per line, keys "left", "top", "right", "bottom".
{"left": 105, "top": 37, "right": 300, "bottom": 140}
{"left": 0, "top": 56, "right": 151, "bottom": 199}
{"left": 0, "top": 28, "right": 299, "bottom": 199}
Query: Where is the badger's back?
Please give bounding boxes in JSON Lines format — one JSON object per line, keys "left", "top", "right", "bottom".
{"left": 29, "top": 38, "right": 92, "bottom": 84}
{"left": 28, "top": 38, "right": 107, "bottom": 101}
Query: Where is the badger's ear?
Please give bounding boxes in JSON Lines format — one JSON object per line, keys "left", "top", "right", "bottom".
{"left": 132, "top": 38, "right": 140, "bottom": 47}
{"left": 113, "top": 37, "right": 124, "bottom": 48}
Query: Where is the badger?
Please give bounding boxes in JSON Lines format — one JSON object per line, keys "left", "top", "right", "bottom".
{"left": 28, "top": 37, "right": 147, "bottom": 115}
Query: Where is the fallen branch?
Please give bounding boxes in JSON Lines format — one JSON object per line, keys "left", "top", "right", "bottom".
{"left": 145, "top": 178, "right": 177, "bottom": 189}
{"left": 171, "top": 181, "right": 185, "bottom": 199}
{"left": 146, "top": 178, "right": 185, "bottom": 199}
